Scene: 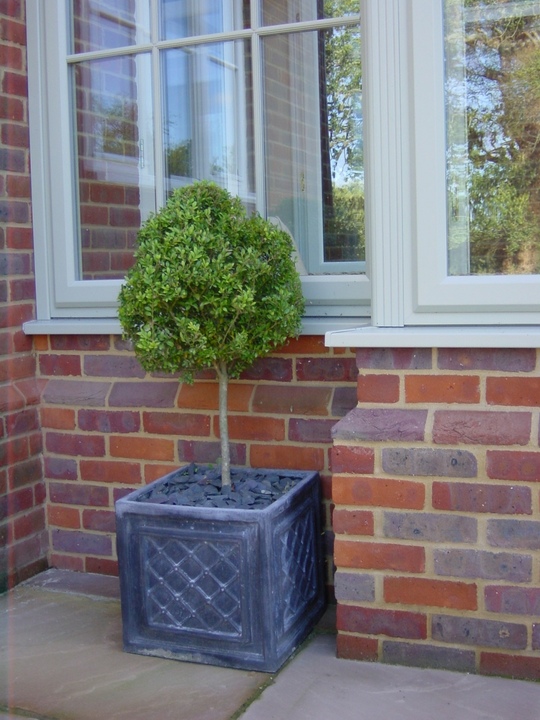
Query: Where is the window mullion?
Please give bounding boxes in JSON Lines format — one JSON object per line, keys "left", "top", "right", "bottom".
{"left": 363, "top": 0, "right": 409, "bottom": 327}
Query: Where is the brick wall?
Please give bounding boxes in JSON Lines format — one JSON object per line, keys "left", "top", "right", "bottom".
{"left": 0, "top": 0, "right": 47, "bottom": 591}
{"left": 333, "top": 347, "right": 540, "bottom": 681}
{"left": 36, "top": 333, "right": 357, "bottom": 587}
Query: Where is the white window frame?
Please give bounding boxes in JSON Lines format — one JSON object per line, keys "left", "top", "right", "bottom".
{"left": 25, "top": 0, "right": 369, "bottom": 335}
{"left": 24, "top": 0, "right": 540, "bottom": 341}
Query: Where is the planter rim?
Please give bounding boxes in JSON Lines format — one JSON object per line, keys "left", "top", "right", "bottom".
{"left": 115, "top": 464, "right": 319, "bottom": 521}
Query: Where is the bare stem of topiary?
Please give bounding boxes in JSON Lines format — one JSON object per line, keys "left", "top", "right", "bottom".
{"left": 216, "top": 362, "right": 231, "bottom": 486}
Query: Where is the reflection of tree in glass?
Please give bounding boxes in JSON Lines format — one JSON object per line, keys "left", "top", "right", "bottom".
{"left": 166, "top": 140, "right": 192, "bottom": 178}
{"left": 460, "top": 0, "right": 540, "bottom": 274}
{"left": 92, "top": 99, "right": 138, "bottom": 157}
{"left": 322, "top": 0, "right": 364, "bottom": 263}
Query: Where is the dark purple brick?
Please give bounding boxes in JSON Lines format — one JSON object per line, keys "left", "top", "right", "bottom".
{"left": 332, "top": 408, "right": 427, "bottom": 443}
{"left": 84, "top": 354, "right": 145, "bottom": 378}
{"left": 432, "top": 615, "right": 527, "bottom": 650}
{"left": 338, "top": 605, "right": 426, "bottom": 639}
{"left": 49, "top": 482, "right": 110, "bottom": 507}
{"left": 331, "top": 386, "right": 358, "bottom": 417}
{"left": 42, "top": 379, "right": 110, "bottom": 407}
{"left": 384, "top": 512, "right": 477, "bottom": 544}
{"left": 44, "top": 457, "right": 78, "bottom": 481}
{"left": 240, "top": 357, "right": 292, "bottom": 382}
{"left": 178, "top": 440, "right": 246, "bottom": 466}
{"left": 438, "top": 348, "right": 536, "bottom": 373}
{"left": 382, "top": 641, "right": 476, "bottom": 673}
{"left": 485, "top": 586, "right": 540, "bottom": 615}
{"left": 289, "top": 418, "right": 335, "bottom": 443}
{"left": 296, "top": 357, "right": 357, "bottom": 382}
{"left": 533, "top": 624, "right": 540, "bottom": 651}
{"left": 52, "top": 529, "right": 112, "bottom": 556}
{"left": 46, "top": 432, "right": 105, "bottom": 458}
{"left": 434, "top": 548, "right": 532, "bottom": 583}
{"left": 356, "top": 348, "right": 432, "bottom": 370}
{"left": 334, "top": 572, "right": 375, "bottom": 602}
{"left": 487, "top": 519, "right": 540, "bottom": 550}
{"left": 50, "top": 336, "right": 110, "bottom": 351}
{"left": 382, "top": 448, "right": 477, "bottom": 478}
{"left": 78, "top": 409, "right": 140, "bottom": 434}
{"left": 108, "top": 381, "right": 179, "bottom": 408}
{"left": 10, "top": 457, "right": 42, "bottom": 489}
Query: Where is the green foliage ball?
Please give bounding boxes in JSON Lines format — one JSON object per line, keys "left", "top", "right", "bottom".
{"left": 118, "top": 181, "right": 305, "bottom": 380}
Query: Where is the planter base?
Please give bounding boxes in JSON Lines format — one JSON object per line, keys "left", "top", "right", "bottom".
{"left": 115, "top": 466, "right": 326, "bottom": 672}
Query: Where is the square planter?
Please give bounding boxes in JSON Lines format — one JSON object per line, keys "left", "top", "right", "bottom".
{"left": 115, "top": 465, "right": 326, "bottom": 672}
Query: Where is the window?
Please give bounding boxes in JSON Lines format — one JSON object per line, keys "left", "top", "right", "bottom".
{"left": 25, "top": 0, "right": 540, "bottom": 336}
{"left": 27, "top": 0, "right": 366, "bottom": 331}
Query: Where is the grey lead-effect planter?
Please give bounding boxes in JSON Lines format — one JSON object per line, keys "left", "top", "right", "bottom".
{"left": 115, "top": 466, "right": 326, "bottom": 672}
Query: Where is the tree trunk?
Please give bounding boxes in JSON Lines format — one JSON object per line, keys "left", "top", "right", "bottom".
{"left": 216, "top": 362, "right": 231, "bottom": 486}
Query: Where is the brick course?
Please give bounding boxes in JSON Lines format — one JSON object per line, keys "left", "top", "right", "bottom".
{"left": 332, "top": 347, "right": 540, "bottom": 680}
{"left": 0, "top": 0, "right": 47, "bottom": 591}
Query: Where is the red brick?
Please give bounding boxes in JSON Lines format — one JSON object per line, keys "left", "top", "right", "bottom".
{"left": 331, "top": 446, "right": 375, "bottom": 474}
{"left": 50, "top": 554, "right": 84, "bottom": 572}
{"left": 337, "top": 634, "right": 379, "bottom": 661}
{"left": 333, "top": 508, "right": 374, "bottom": 535}
{"left": 219, "top": 414, "right": 285, "bottom": 442}
{"left": 143, "top": 411, "right": 211, "bottom": 437}
{"left": 13, "top": 507, "right": 45, "bottom": 541}
{"left": 85, "top": 557, "right": 119, "bottom": 576}
{"left": 333, "top": 476, "right": 425, "bottom": 509}
{"left": 144, "top": 463, "right": 182, "bottom": 483}
{"left": 39, "top": 354, "right": 82, "bottom": 376}
{"left": 334, "top": 540, "right": 425, "bottom": 572}
{"left": 110, "top": 435, "right": 174, "bottom": 462}
{"left": 337, "top": 604, "right": 427, "bottom": 639}
{"left": 178, "top": 381, "right": 254, "bottom": 411}
{"left": 486, "top": 377, "right": 540, "bottom": 407}
{"left": 47, "top": 506, "right": 81, "bottom": 529}
{"left": 276, "top": 335, "right": 329, "bottom": 354}
{"left": 432, "top": 481, "right": 531, "bottom": 515}
{"left": 384, "top": 577, "right": 477, "bottom": 610}
{"left": 480, "top": 652, "right": 540, "bottom": 681}
{"left": 250, "top": 444, "right": 324, "bottom": 471}
{"left": 357, "top": 374, "right": 399, "bottom": 403}
{"left": 406, "top": 375, "right": 480, "bottom": 404}
{"left": 80, "top": 460, "right": 141, "bottom": 485}
{"left": 433, "top": 411, "right": 531, "bottom": 446}
{"left": 487, "top": 450, "right": 540, "bottom": 482}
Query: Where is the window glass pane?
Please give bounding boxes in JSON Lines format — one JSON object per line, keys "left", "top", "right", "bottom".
{"left": 262, "top": 26, "right": 363, "bottom": 275}
{"left": 261, "top": 0, "right": 360, "bottom": 26}
{"left": 73, "top": 54, "right": 155, "bottom": 280}
{"left": 160, "top": 0, "right": 248, "bottom": 40}
{"left": 446, "top": 0, "right": 540, "bottom": 276}
{"left": 70, "top": 0, "right": 151, "bottom": 54}
{"left": 162, "top": 41, "right": 255, "bottom": 205}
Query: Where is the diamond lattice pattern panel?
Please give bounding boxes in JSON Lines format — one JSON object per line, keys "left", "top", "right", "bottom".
{"left": 143, "top": 535, "right": 244, "bottom": 637}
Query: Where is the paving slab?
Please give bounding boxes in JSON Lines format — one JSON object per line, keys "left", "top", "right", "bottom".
{"left": 0, "top": 571, "right": 269, "bottom": 720}
{"left": 239, "top": 633, "right": 540, "bottom": 720}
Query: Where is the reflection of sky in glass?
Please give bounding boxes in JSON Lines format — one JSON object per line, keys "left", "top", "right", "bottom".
{"left": 161, "top": 0, "right": 231, "bottom": 40}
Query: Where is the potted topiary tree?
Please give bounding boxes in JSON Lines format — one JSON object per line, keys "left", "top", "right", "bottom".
{"left": 115, "top": 181, "right": 325, "bottom": 672}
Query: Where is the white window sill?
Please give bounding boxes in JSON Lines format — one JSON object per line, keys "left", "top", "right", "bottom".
{"left": 22, "top": 316, "right": 364, "bottom": 337}
{"left": 325, "top": 325, "right": 540, "bottom": 349}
